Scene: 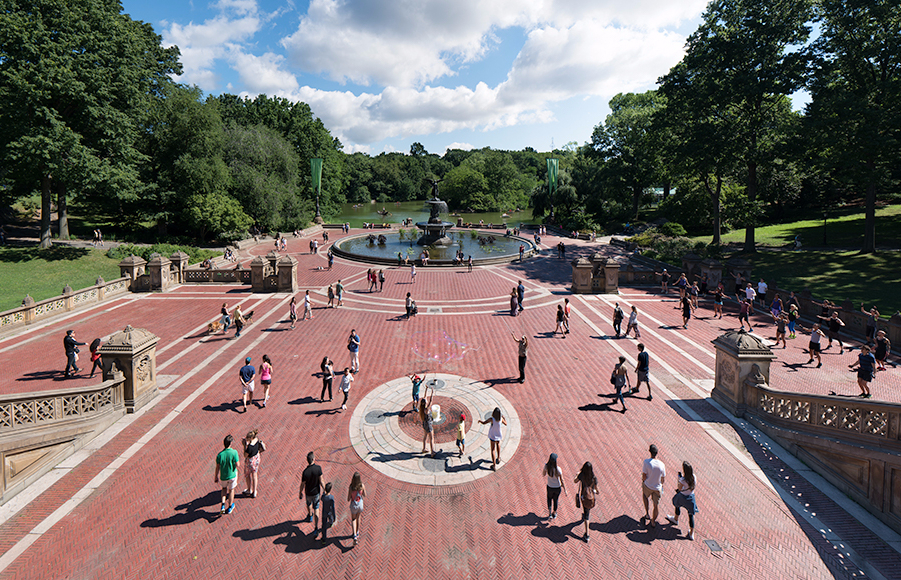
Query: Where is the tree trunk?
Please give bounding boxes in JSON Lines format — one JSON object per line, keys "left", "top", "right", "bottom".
{"left": 57, "top": 181, "right": 69, "bottom": 240}
{"left": 861, "top": 159, "right": 877, "bottom": 254}
{"left": 633, "top": 184, "right": 641, "bottom": 220}
{"left": 704, "top": 175, "right": 722, "bottom": 246}
{"left": 663, "top": 182, "right": 671, "bottom": 201}
{"left": 40, "top": 174, "right": 53, "bottom": 249}
{"left": 743, "top": 161, "right": 757, "bottom": 253}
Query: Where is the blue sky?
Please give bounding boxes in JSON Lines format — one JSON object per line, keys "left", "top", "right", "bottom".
{"left": 121, "top": 0, "right": 713, "bottom": 155}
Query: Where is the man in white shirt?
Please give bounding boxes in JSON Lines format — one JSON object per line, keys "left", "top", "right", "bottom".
{"left": 641, "top": 444, "right": 666, "bottom": 527}
{"left": 757, "top": 279, "right": 768, "bottom": 306}
{"left": 744, "top": 283, "right": 757, "bottom": 312}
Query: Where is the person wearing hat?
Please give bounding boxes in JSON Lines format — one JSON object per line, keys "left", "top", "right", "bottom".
{"left": 63, "top": 329, "right": 85, "bottom": 377}
{"left": 239, "top": 357, "right": 255, "bottom": 413}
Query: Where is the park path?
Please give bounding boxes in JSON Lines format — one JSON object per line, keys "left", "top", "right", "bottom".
{"left": 0, "top": 231, "right": 897, "bottom": 580}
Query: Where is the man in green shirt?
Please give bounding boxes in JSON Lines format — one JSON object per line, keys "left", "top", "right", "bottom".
{"left": 214, "top": 434, "right": 240, "bottom": 515}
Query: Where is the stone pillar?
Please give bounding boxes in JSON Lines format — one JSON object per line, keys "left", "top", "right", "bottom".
{"left": 602, "top": 259, "right": 620, "bottom": 294}
{"left": 169, "top": 251, "right": 190, "bottom": 283}
{"left": 571, "top": 257, "right": 593, "bottom": 294}
{"left": 146, "top": 255, "right": 172, "bottom": 291}
{"left": 711, "top": 330, "right": 776, "bottom": 417}
{"left": 682, "top": 252, "right": 702, "bottom": 280}
{"left": 99, "top": 325, "right": 160, "bottom": 413}
{"left": 250, "top": 256, "right": 268, "bottom": 293}
{"left": 96, "top": 277, "right": 106, "bottom": 301}
{"left": 118, "top": 255, "right": 147, "bottom": 291}
{"left": 266, "top": 251, "right": 279, "bottom": 272}
{"left": 277, "top": 255, "right": 298, "bottom": 293}
{"left": 62, "top": 284, "right": 74, "bottom": 311}
{"left": 701, "top": 259, "right": 723, "bottom": 290}
{"left": 22, "top": 295, "right": 35, "bottom": 324}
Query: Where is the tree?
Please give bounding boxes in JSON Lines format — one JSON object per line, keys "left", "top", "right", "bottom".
{"left": 807, "top": 0, "right": 901, "bottom": 253}
{"left": 589, "top": 91, "right": 666, "bottom": 220}
{"left": 442, "top": 165, "right": 489, "bottom": 210}
{"left": 658, "top": 0, "right": 813, "bottom": 252}
{"left": 0, "top": 0, "right": 180, "bottom": 247}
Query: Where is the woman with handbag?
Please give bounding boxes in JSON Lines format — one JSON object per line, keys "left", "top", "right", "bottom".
{"left": 666, "top": 461, "right": 698, "bottom": 540}
{"left": 574, "top": 462, "right": 598, "bottom": 542}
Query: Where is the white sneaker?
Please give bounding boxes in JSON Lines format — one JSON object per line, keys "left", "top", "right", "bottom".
{"left": 341, "top": 404, "right": 347, "bottom": 410}
{"left": 687, "top": 531, "right": 695, "bottom": 540}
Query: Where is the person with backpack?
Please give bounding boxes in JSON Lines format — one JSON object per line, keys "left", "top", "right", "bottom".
{"left": 574, "top": 462, "right": 598, "bottom": 542}
{"left": 88, "top": 338, "right": 103, "bottom": 379}
{"left": 612, "top": 356, "right": 630, "bottom": 413}
{"left": 320, "top": 482, "right": 336, "bottom": 543}
{"left": 612, "top": 302, "right": 624, "bottom": 338}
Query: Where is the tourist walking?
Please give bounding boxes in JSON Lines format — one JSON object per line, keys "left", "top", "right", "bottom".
{"left": 456, "top": 413, "right": 466, "bottom": 456}
{"left": 806, "top": 324, "right": 826, "bottom": 368}
{"left": 512, "top": 332, "right": 528, "bottom": 383}
{"left": 320, "top": 357, "right": 334, "bottom": 401}
{"left": 368, "top": 269, "right": 377, "bottom": 292}
{"left": 410, "top": 263, "right": 416, "bottom": 284}
{"left": 327, "top": 250, "right": 334, "bottom": 270}
{"left": 542, "top": 453, "right": 566, "bottom": 521}
{"left": 821, "top": 311, "right": 845, "bottom": 352}
{"left": 666, "top": 461, "right": 698, "bottom": 540}
{"left": 874, "top": 330, "right": 891, "bottom": 371}
{"left": 88, "top": 338, "right": 103, "bottom": 378}
{"left": 259, "top": 354, "right": 272, "bottom": 407}
{"left": 233, "top": 305, "right": 245, "bottom": 338}
{"left": 214, "top": 434, "right": 240, "bottom": 515}
{"left": 300, "top": 451, "right": 323, "bottom": 536}
{"left": 680, "top": 295, "right": 694, "bottom": 329}
{"left": 336, "top": 280, "right": 344, "bottom": 307}
{"left": 613, "top": 302, "right": 625, "bottom": 337}
{"left": 563, "top": 298, "right": 571, "bottom": 334}
{"left": 467, "top": 255, "right": 473, "bottom": 272}
{"left": 241, "top": 428, "right": 266, "bottom": 498}
{"left": 849, "top": 345, "right": 877, "bottom": 398}
{"left": 554, "top": 304, "right": 566, "bottom": 337}
{"left": 347, "top": 329, "right": 360, "bottom": 372}
{"left": 239, "top": 357, "right": 255, "bottom": 413}
{"left": 641, "top": 444, "right": 666, "bottom": 528}
{"left": 378, "top": 269, "right": 385, "bottom": 291}
{"left": 348, "top": 472, "right": 367, "bottom": 546}
{"left": 509, "top": 288, "right": 518, "bottom": 316}
{"left": 339, "top": 368, "right": 354, "bottom": 410}
{"left": 302, "top": 290, "right": 313, "bottom": 320}
{"left": 517, "top": 281, "right": 525, "bottom": 312}
{"left": 480, "top": 407, "right": 507, "bottom": 470}
{"left": 320, "top": 482, "right": 336, "bottom": 543}
{"left": 327, "top": 285, "right": 335, "bottom": 308}
{"left": 574, "top": 462, "right": 598, "bottom": 542}
{"left": 634, "top": 343, "right": 651, "bottom": 400}
{"left": 405, "top": 293, "right": 414, "bottom": 318}
{"left": 626, "top": 305, "right": 641, "bottom": 338}
{"left": 612, "top": 356, "right": 630, "bottom": 413}
{"left": 861, "top": 304, "right": 880, "bottom": 345}
{"left": 220, "top": 302, "right": 231, "bottom": 333}
{"left": 289, "top": 296, "right": 297, "bottom": 329}
{"left": 63, "top": 329, "right": 85, "bottom": 377}
{"left": 418, "top": 384, "right": 436, "bottom": 456}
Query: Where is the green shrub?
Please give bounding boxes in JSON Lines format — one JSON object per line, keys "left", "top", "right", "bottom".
{"left": 106, "top": 244, "right": 220, "bottom": 264}
{"left": 659, "top": 222, "right": 687, "bottom": 237}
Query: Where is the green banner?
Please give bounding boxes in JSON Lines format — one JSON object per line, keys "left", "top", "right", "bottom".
{"left": 547, "top": 158, "right": 558, "bottom": 196}
{"left": 311, "top": 158, "right": 323, "bottom": 196}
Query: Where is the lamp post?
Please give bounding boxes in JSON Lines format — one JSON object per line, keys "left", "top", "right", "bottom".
{"left": 311, "top": 158, "right": 323, "bottom": 224}
{"left": 822, "top": 211, "right": 827, "bottom": 246}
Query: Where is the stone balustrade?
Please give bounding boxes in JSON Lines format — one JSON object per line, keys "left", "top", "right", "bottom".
{"left": 0, "top": 277, "right": 130, "bottom": 334}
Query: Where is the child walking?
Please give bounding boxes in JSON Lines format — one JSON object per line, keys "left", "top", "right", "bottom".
{"left": 320, "top": 482, "right": 336, "bottom": 543}
{"left": 455, "top": 413, "right": 466, "bottom": 456}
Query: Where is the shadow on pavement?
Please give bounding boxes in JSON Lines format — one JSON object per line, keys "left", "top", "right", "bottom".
{"left": 140, "top": 491, "right": 222, "bottom": 528}
{"left": 202, "top": 400, "right": 242, "bottom": 413}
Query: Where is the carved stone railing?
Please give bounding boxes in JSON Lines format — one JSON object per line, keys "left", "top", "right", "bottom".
{"left": 0, "top": 374, "right": 126, "bottom": 504}
{"left": 183, "top": 268, "right": 252, "bottom": 284}
{"left": 0, "top": 277, "right": 130, "bottom": 334}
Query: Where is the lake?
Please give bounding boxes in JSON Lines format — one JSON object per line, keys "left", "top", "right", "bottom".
{"left": 329, "top": 201, "right": 538, "bottom": 228}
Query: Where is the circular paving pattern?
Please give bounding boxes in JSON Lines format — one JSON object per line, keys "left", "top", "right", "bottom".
{"left": 349, "top": 374, "right": 521, "bottom": 486}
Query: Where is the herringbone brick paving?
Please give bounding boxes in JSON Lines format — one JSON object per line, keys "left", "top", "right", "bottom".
{"left": 0, "top": 232, "right": 897, "bottom": 579}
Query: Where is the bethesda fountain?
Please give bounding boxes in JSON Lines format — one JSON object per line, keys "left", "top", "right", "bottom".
{"left": 417, "top": 179, "right": 454, "bottom": 246}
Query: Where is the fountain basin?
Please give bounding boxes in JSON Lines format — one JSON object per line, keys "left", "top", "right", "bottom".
{"left": 332, "top": 231, "right": 537, "bottom": 266}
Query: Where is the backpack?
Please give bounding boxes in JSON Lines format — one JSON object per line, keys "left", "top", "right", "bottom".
{"left": 581, "top": 482, "right": 596, "bottom": 509}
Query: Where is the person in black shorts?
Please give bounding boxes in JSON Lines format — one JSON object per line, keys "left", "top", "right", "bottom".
{"left": 806, "top": 324, "right": 826, "bottom": 368}
{"left": 849, "top": 345, "right": 877, "bottom": 397}
{"left": 737, "top": 299, "right": 751, "bottom": 331}
{"left": 300, "top": 451, "right": 324, "bottom": 537}
{"left": 658, "top": 269, "right": 670, "bottom": 294}
{"left": 820, "top": 311, "right": 845, "bottom": 353}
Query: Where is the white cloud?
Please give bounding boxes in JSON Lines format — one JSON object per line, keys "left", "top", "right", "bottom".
{"left": 444, "top": 142, "right": 474, "bottom": 154}
{"left": 232, "top": 51, "right": 300, "bottom": 96}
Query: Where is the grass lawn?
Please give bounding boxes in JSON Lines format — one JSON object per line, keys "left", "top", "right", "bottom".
{"left": 689, "top": 204, "right": 901, "bottom": 248}
{"left": 0, "top": 247, "right": 122, "bottom": 312}
{"left": 738, "top": 249, "right": 900, "bottom": 315}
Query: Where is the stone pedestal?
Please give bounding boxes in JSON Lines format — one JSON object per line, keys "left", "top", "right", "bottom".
{"left": 266, "top": 251, "right": 279, "bottom": 272}
{"left": 571, "top": 257, "right": 593, "bottom": 294}
{"left": 169, "top": 251, "right": 190, "bottom": 283}
{"left": 147, "top": 255, "right": 172, "bottom": 291}
{"left": 725, "top": 256, "right": 752, "bottom": 286}
{"left": 277, "top": 255, "right": 298, "bottom": 293}
{"left": 700, "top": 258, "right": 723, "bottom": 290}
{"left": 250, "top": 256, "right": 268, "bottom": 293}
{"left": 682, "top": 252, "right": 702, "bottom": 280}
{"left": 118, "top": 255, "right": 147, "bottom": 290}
{"left": 711, "top": 330, "right": 776, "bottom": 417}
{"left": 602, "top": 259, "right": 620, "bottom": 294}
{"left": 99, "top": 325, "right": 160, "bottom": 413}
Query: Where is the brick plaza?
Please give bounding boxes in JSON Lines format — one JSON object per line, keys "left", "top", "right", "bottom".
{"left": 0, "top": 230, "right": 898, "bottom": 579}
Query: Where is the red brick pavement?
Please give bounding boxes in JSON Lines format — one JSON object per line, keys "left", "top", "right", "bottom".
{"left": 0, "top": 234, "right": 897, "bottom": 580}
